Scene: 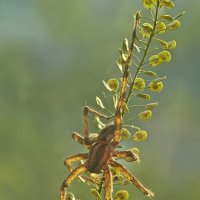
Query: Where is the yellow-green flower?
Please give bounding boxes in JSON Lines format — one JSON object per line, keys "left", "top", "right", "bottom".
{"left": 133, "top": 78, "right": 145, "bottom": 90}
{"left": 142, "top": 0, "right": 156, "bottom": 9}
{"left": 167, "top": 40, "right": 176, "bottom": 49}
{"left": 149, "top": 55, "right": 162, "bottom": 67}
{"left": 133, "top": 130, "right": 148, "bottom": 142}
{"left": 168, "top": 20, "right": 180, "bottom": 30}
{"left": 148, "top": 81, "right": 163, "bottom": 92}
{"left": 158, "top": 51, "right": 171, "bottom": 63}
{"left": 141, "top": 23, "right": 153, "bottom": 38}
{"left": 155, "top": 22, "right": 166, "bottom": 34}
{"left": 137, "top": 110, "right": 152, "bottom": 120}
{"left": 107, "top": 78, "right": 119, "bottom": 92}
{"left": 114, "top": 190, "right": 129, "bottom": 200}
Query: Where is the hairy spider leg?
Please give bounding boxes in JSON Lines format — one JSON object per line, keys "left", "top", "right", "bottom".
{"left": 60, "top": 164, "right": 87, "bottom": 200}
{"left": 72, "top": 132, "right": 91, "bottom": 149}
{"left": 113, "top": 66, "right": 129, "bottom": 144}
{"left": 103, "top": 165, "right": 113, "bottom": 200}
{"left": 113, "top": 150, "right": 139, "bottom": 162}
{"left": 109, "top": 160, "right": 154, "bottom": 198}
{"left": 64, "top": 153, "right": 88, "bottom": 172}
{"left": 83, "top": 106, "right": 114, "bottom": 145}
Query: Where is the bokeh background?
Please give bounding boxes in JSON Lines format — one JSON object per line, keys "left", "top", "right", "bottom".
{"left": 0, "top": 0, "right": 199, "bottom": 199}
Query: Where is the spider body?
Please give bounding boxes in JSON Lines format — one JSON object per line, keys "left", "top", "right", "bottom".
{"left": 86, "top": 125, "right": 115, "bottom": 173}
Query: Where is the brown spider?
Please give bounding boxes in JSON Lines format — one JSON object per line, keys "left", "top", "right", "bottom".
{"left": 60, "top": 12, "right": 154, "bottom": 200}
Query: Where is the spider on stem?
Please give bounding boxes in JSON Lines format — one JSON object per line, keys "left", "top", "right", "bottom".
{"left": 60, "top": 12, "right": 154, "bottom": 200}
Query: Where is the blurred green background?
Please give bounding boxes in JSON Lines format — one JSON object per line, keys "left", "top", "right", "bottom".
{"left": 0, "top": 0, "right": 199, "bottom": 199}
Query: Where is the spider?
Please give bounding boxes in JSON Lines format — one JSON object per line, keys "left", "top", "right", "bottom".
{"left": 60, "top": 12, "right": 154, "bottom": 200}
{"left": 60, "top": 106, "right": 154, "bottom": 200}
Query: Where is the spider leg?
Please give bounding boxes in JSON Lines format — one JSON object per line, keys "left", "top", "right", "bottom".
{"left": 60, "top": 164, "right": 87, "bottom": 200}
{"left": 109, "top": 160, "right": 154, "bottom": 198}
{"left": 64, "top": 153, "right": 99, "bottom": 185}
{"left": 64, "top": 153, "right": 88, "bottom": 172}
{"left": 72, "top": 132, "right": 91, "bottom": 149}
{"left": 113, "top": 150, "right": 139, "bottom": 162}
{"left": 83, "top": 106, "right": 114, "bottom": 145}
{"left": 103, "top": 165, "right": 113, "bottom": 200}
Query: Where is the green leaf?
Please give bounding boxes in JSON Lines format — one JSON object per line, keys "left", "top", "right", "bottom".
{"left": 96, "top": 96, "right": 105, "bottom": 109}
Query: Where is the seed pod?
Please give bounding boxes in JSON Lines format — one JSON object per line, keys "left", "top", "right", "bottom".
{"left": 141, "top": 23, "right": 153, "bottom": 38}
{"left": 142, "top": 0, "right": 156, "bottom": 9}
{"left": 131, "top": 147, "right": 140, "bottom": 155}
{"left": 168, "top": 20, "right": 181, "bottom": 30}
{"left": 133, "top": 130, "right": 148, "bottom": 142}
{"left": 149, "top": 55, "right": 162, "bottom": 67}
{"left": 155, "top": 22, "right": 166, "bottom": 34}
{"left": 158, "top": 51, "right": 171, "bottom": 63}
{"left": 122, "top": 102, "right": 129, "bottom": 113}
{"left": 137, "top": 110, "right": 152, "bottom": 120}
{"left": 148, "top": 81, "right": 163, "bottom": 92}
{"left": 114, "top": 190, "right": 129, "bottom": 200}
{"left": 121, "top": 128, "right": 131, "bottom": 140}
{"left": 133, "top": 78, "right": 145, "bottom": 90}
{"left": 167, "top": 40, "right": 176, "bottom": 49}
{"left": 107, "top": 78, "right": 119, "bottom": 92}
{"left": 160, "top": 0, "right": 174, "bottom": 9}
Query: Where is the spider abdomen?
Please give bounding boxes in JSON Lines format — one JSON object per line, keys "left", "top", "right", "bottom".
{"left": 86, "top": 142, "right": 114, "bottom": 173}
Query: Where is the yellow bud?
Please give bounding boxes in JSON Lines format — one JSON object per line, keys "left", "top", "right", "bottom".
{"left": 133, "top": 78, "right": 145, "bottom": 90}
{"left": 107, "top": 78, "right": 119, "bottom": 92}
{"left": 141, "top": 23, "right": 153, "bottom": 38}
{"left": 155, "top": 22, "right": 166, "bottom": 34}
{"left": 114, "top": 190, "right": 129, "bottom": 200}
{"left": 167, "top": 40, "right": 176, "bottom": 49}
{"left": 142, "top": 0, "right": 156, "bottom": 9}
{"left": 149, "top": 55, "right": 162, "bottom": 67}
{"left": 168, "top": 20, "right": 180, "bottom": 30}
{"left": 158, "top": 51, "right": 171, "bottom": 63}
{"left": 137, "top": 110, "right": 152, "bottom": 120}
{"left": 148, "top": 81, "right": 163, "bottom": 92}
{"left": 121, "top": 128, "right": 131, "bottom": 140}
{"left": 133, "top": 130, "right": 148, "bottom": 142}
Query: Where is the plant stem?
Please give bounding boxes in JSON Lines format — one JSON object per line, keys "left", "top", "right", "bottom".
{"left": 125, "top": 1, "right": 160, "bottom": 106}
